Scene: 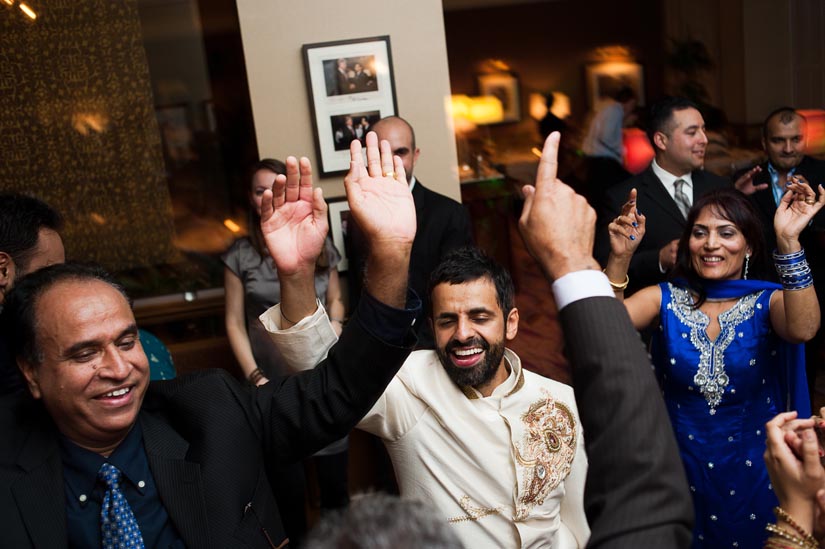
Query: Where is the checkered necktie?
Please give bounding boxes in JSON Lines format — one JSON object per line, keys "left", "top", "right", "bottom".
{"left": 99, "top": 463, "right": 145, "bottom": 549}
{"left": 673, "top": 179, "right": 692, "bottom": 218}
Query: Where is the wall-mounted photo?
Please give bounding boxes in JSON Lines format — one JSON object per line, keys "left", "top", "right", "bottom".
{"left": 326, "top": 197, "right": 351, "bottom": 272}
{"left": 477, "top": 72, "right": 521, "bottom": 124}
{"left": 323, "top": 56, "right": 379, "bottom": 96}
{"left": 330, "top": 111, "right": 381, "bottom": 151}
{"left": 303, "top": 36, "right": 397, "bottom": 176}
{"left": 585, "top": 62, "right": 645, "bottom": 109}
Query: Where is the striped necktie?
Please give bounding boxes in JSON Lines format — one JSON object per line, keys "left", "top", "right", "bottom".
{"left": 99, "top": 463, "right": 146, "bottom": 549}
{"left": 673, "top": 179, "right": 691, "bottom": 218}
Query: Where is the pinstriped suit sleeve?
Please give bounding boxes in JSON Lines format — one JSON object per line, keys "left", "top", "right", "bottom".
{"left": 559, "top": 296, "right": 693, "bottom": 548}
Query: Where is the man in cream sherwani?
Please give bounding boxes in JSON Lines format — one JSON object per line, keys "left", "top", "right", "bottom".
{"left": 263, "top": 245, "right": 589, "bottom": 548}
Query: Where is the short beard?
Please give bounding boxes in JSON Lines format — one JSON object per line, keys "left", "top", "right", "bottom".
{"left": 436, "top": 336, "right": 506, "bottom": 389}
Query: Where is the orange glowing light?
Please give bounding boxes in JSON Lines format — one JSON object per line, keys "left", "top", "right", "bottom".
{"left": 799, "top": 109, "right": 825, "bottom": 156}
{"left": 18, "top": 2, "right": 36, "bottom": 19}
{"left": 2, "top": 0, "right": 15, "bottom": 7}
{"left": 223, "top": 219, "right": 241, "bottom": 233}
{"left": 623, "top": 128, "right": 654, "bottom": 174}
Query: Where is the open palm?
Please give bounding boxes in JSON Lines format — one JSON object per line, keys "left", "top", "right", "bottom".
{"left": 344, "top": 132, "right": 416, "bottom": 247}
{"left": 260, "top": 156, "right": 328, "bottom": 276}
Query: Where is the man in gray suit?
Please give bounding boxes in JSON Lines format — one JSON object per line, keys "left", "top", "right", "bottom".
{"left": 520, "top": 131, "right": 693, "bottom": 547}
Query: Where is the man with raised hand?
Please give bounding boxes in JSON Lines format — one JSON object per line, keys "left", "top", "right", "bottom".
{"left": 0, "top": 138, "right": 418, "bottom": 548}
{"left": 264, "top": 132, "right": 590, "bottom": 548}
{"left": 519, "top": 132, "right": 693, "bottom": 547}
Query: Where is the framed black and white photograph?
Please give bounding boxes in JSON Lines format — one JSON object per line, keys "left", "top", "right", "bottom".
{"left": 303, "top": 36, "right": 397, "bottom": 176}
{"left": 477, "top": 72, "right": 521, "bottom": 124}
{"left": 327, "top": 197, "right": 351, "bottom": 272}
{"left": 585, "top": 62, "right": 645, "bottom": 109}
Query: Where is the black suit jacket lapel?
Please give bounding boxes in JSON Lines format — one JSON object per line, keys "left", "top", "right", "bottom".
{"left": 11, "top": 419, "right": 68, "bottom": 548}
{"left": 641, "top": 167, "right": 685, "bottom": 224}
{"left": 140, "top": 412, "right": 210, "bottom": 549}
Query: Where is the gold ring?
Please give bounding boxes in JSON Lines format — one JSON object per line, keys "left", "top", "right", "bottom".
{"left": 383, "top": 171, "right": 396, "bottom": 178}
{"left": 806, "top": 198, "right": 816, "bottom": 205}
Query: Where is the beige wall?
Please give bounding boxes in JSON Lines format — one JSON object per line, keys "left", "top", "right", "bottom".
{"left": 236, "top": 0, "right": 461, "bottom": 201}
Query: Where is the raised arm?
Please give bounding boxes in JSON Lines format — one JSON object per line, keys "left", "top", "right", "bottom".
{"left": 260, "top": 155, "right": 329, "bottom": 327}
{"left": 344, "top": 132, "right": 415, "bottom": 308}
{"left": 603, "top": 189, "right": 660, "bottom": 329}
{"left": 519, "top": 132, "right": 693, "bottom": 548}
{"left": 769, "top": 178, "right": 825, "bottom": 343}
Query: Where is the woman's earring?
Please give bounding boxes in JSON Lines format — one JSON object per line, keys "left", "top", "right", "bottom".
{"left": 743, "top": 254, "right": 750, "bottom": 280}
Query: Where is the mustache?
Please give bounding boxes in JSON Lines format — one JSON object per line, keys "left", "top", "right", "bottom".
{"left": 445, "top": 337, "right": 489, "bottom": 354}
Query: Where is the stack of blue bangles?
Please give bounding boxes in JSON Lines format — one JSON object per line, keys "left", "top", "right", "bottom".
{"left": 774, "top": 249, "right": 813, "bottom": 290}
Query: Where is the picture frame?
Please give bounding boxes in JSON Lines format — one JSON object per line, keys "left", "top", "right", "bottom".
{"left": 585, "top": 62, "right": 645, "bottom": 109}
{"left": 303, "top": 36, "right": 398, "bottom": 177}
{"left": 476, "top": 72, "right": 521, "bottom": 124}
{"left": 154, "top": 103, "right": 195, "bottom": 167}
{"left": 327, "top": 197, "right": 352, "bottom": 272}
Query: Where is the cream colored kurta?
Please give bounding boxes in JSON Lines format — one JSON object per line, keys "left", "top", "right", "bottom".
{"left": 261, "top": 304, "right": 590, "bottom": 548}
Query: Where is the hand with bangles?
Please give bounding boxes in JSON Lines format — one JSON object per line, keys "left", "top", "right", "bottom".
{"left": 607, "top": 188, "right": 646, "bottom": 258}
{"left": 774, "top": 176, "right": 825, "bottom": 254}
{"left": 604, "top": 188, "right": 645, "bottom": 294}
{"left": 764, "top": 411, "right": 825, "bottom": 547}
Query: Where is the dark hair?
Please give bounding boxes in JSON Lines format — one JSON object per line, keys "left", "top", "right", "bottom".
{"left": 373, "top": 115, "right": 417, "bottom": 153}
{"left": 0, "top": 193, "right": 63, "bottom": 274}
{"left": 2, "top": 262, "right": 129, "bottom": 366}
{"left": 427, "top": 247, "right": 514, "bottom": 317}
{"left": 646, "top": 96, "right": 700, "bottom": 148}
{"left": 673, "top": 189, "right": 768, "bottom": 307}
{"left": 762, "top": 106, "right": 803, "bottom": 138}
{"left": 613, "top": 85, "right": 636, "bottom": 104}
{"left": 304, "top": 493, "right": 463, "bottom": 549}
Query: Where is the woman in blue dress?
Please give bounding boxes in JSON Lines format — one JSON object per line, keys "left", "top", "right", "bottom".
{"left": 604, "top": 184, "right": 823, "bottom": 547}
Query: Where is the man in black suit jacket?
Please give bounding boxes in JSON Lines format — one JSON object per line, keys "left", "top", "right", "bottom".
{"left": 346, "top": 116, "right": 473, "bottom": 349}
{"left": 747, "top": 107, "right": 825, "bottom": 399}
{"left": 521, "top": 132, "right": 693, "bottom": 547}
{"left": 0, "top": 139, "right": 419, "bottom": 548}
{"left": 595, "top": 97, "right": 732, "bottom": 294}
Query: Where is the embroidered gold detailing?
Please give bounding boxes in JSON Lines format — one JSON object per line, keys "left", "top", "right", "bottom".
{"left": 668, "top": 284, "right": 761, "bottom": 412}
{"left": 447, "top": 495, "right": 503, "bottom": 523}
{"left": 460, "top": 385, "right": 479, "bottom": 400}
{"left": 513, "top": 391, "right": 576, "bottom": 520}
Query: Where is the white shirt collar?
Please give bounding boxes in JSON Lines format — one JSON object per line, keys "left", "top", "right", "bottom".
{"left": 651, "top": 158, "right": 693, "bottom": 189}
{"left": 409, "top": 175, "right": 416, "bottom": 193}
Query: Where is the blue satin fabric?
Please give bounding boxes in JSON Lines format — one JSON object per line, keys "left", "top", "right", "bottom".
{"left": 652, "top": 280, "right": 809, "bottom": 548}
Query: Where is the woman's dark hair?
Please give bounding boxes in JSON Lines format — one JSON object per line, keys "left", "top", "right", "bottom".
{"left": 672, "top": 188, "right": 768, "bottom": 307}
{"left": 246, "top": 158, "right": 330, "bottom": 270}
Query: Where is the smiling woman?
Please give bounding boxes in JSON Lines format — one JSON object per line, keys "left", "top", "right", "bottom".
{"left": 604, "top": 187, "right": 824, "bottom": 547}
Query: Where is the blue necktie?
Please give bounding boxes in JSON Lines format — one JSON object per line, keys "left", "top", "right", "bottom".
{"left": 99, "top": 463, "right": 145, "bottom": 549}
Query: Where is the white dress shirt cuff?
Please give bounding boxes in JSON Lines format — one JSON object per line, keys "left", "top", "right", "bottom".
{"left": 552, "top": 270, "right": 615, "bottom": 311}
{"left": 259, "top": 299, "right": 338, "bottom": 373}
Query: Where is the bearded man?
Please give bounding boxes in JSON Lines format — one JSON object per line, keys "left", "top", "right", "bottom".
{"left": 263, "top": 246, "right": 589, "bottom": 548}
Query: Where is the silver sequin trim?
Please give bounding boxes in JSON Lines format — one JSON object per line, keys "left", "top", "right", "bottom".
{"left": 668, "top": 284, "right": 762, "bottom": 412}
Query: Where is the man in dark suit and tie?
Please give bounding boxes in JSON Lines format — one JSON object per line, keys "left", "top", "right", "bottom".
{"left": 595, "top": 97, "right": 732, "bottom": 294}
{"left": 346, "top": 115, "right": 473, "bottom": 349}
{"left": 747, "top": 106, "right": 825, "bottom": 400}
{"left": 0, "top": 136, "right": 419, "bottom": 548}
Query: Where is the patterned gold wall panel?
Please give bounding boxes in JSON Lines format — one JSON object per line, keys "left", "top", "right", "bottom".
{"left": 0, "top": 0, "right": 178, "bottom": 272}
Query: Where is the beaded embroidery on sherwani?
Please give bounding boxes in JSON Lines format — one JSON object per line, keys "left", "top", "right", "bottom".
{"left": 513, "top": 390, "right": 576, "bottom": 520}
{"left": 668, "top": 284, "right": 763, "bottom": 414}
